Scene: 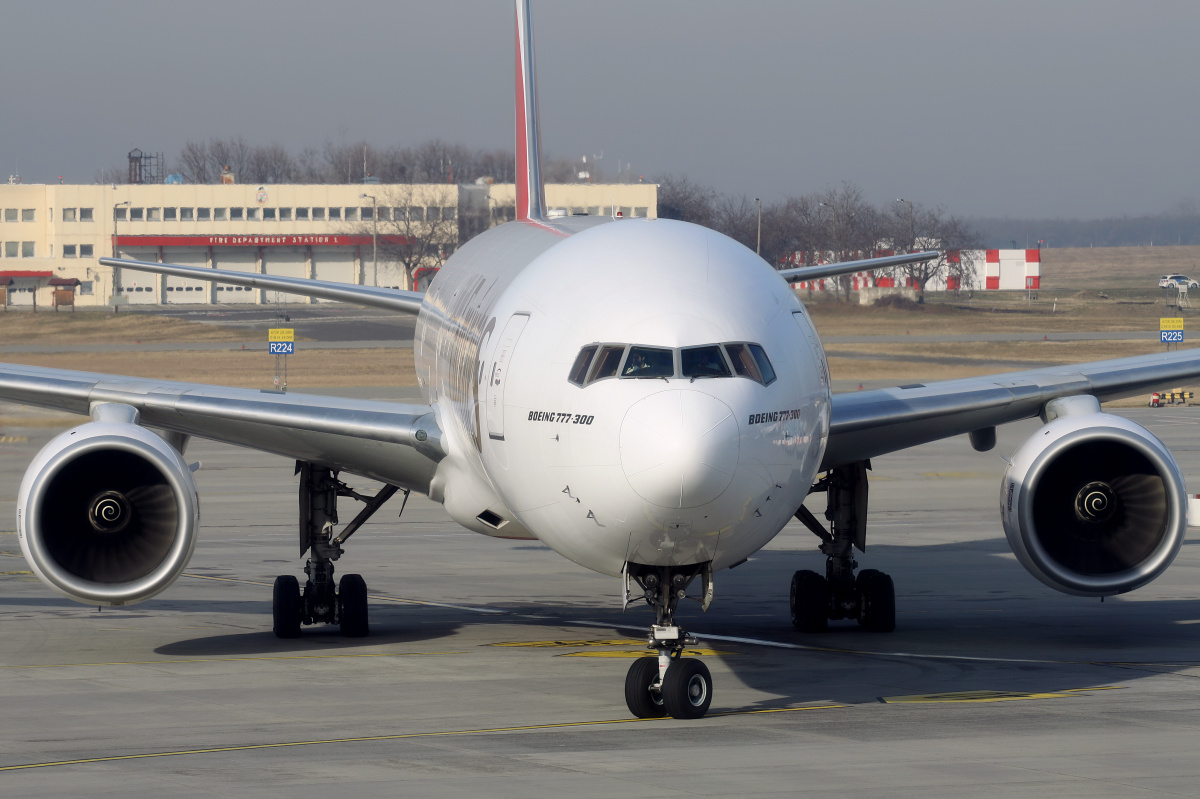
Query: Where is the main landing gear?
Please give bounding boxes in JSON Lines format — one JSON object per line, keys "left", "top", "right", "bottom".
{"left": 791, "top": 461, "right": 895, "bottom": 633}
{"left": 271, "top": 462, "right": 405, "bottom": 640}
{"left": 623, "top": 563, "right": 715, "bottom": 720}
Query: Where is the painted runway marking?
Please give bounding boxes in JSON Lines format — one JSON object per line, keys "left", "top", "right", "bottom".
{"left": 560, "top": 648, "right": 735, "bottom": 658}
{"left": 880, "top": 686, "right": 1122, "bottom": 704}
{"left": 489, "top": 638, "right": 645, "bottom": 648}
{"left": 0, "top": 704, "right": 846, "bottom": 772}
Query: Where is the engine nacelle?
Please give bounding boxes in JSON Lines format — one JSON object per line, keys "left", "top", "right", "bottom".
{"left": 17, "top": 414, "right": 199, "bottom": 606}
{"left": 1001, "top": 401, "right": 1186, "bottom": 597}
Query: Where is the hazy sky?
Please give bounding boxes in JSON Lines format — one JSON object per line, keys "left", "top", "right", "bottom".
{"left": 2, "top": 1, "right": 1197, "bottom": 219}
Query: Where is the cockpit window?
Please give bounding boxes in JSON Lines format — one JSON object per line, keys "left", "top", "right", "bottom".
{"left": 749, "top": 343, "right": 776, "bottom": 385}
{"left": 568, "top": 345, "right": 598, "bottom": 386}
{"left": 681, "top": 345, "right": 731, "bottom": 378}
{"left": 622, "top": 346, "right": 674, "bottom": 378}
{"left": 724, "top": 343, "right": 763, "bottom": 382}
{"left": 724, "top": 343, "right": 776, "bottom": 386}
{"left": 588, "top": 345, "right": 626, "bottom": 383}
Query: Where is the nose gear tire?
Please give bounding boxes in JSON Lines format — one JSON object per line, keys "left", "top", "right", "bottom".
{"left": 272, "top": 575, "right": 302, "bottom": 639}
{"left": 790, "top": 569, "right": 830, "bottom": 632}
{"left": 338, "top": 573, "right": 369, "bottom": 637}
{"left": 624, "top": 656, "right": 668, "bottom": 718}
{"left": 662, "top": 658, "right": 713, "bottom": 719}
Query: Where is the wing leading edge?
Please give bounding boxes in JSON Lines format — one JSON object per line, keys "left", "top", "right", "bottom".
{"left": 99, "top": 257, "right": 425, "bottom": 315}
{"left": 0, "top": 362, "right": 444, "bottom": 492}
{"left": 823, "top": 348, "right": 1200, "bottom": 470}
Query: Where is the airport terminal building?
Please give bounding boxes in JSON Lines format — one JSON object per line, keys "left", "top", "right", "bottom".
{"left": 0, "top": 182, "right": 657, "bottom": 307}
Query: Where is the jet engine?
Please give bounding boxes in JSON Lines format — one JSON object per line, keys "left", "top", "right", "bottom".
{"left": 17, "top": 406, "right": 199, "bottom": 606}
{"left": 1001, "top": 396, "right": 1187, "bottom": 597}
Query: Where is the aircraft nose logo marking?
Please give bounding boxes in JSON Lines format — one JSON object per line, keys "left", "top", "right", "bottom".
{"left": 619, "top": 390, "right": 739, "bottom": 509}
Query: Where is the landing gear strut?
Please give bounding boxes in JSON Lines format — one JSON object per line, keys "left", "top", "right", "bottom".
{"left": 791, "top": 461, "right": 895, "bottom": 633}
{"left": 623, "top": 563, "right": 714, "bottom": 719}
{"left": 270, "top": 462, "right": 405, "bottom": 639}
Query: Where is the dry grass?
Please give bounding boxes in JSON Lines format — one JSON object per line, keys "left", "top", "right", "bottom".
{"left": 1040, "top": 246, "right": 1200, "bottom": 291}
{"left": 0, "top": 349, "right": 417, "bottom": 389}
{"left": 0, "top": 311, "right": 254, "bottom": 344}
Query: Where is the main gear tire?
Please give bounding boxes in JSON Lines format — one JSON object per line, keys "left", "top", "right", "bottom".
{"left": 790, "top": 569, "right": 830, "bottom": 632}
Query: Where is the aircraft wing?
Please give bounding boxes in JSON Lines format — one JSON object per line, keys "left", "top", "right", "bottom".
{"left": 822, "top": 348, "right": 1200, "bottom": 470}
{"left": 0, "top": 362, "right": 444, "bottom": 492}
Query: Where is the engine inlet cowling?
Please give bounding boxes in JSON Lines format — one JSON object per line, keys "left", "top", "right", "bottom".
{"left": 17, "top": 421, "right": 199, "bottom": 606}
{"left": 1001, "top": 410, "right": 1187, "bottom": 597}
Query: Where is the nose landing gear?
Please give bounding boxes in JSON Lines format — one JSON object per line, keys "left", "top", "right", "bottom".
{"left": 792, "top": 461, "right": 895, "bottom": 633}
{"left": 623, "top": 564, "right": 715, "bottom": 719}
{"left": 270, "top": 462, "right": 404, "bottom": 639}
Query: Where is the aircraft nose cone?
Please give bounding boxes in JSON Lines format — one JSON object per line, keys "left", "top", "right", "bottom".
{"left": 620, "top": 390, "right": 739, "bottom": 509}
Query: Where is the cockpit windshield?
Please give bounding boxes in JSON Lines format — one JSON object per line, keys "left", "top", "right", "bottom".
{"left": 681, "top": 345, "right": 731, "bottom": 378}
{"left": 622, "top": 347, "right": 674, "bottom": 378}
{"left": 568, "top": 341, "right": 776, "bottom": 387}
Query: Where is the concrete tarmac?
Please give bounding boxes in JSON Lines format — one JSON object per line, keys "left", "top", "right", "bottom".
{"left": 4, "top": 406, "right": 1200, "bottom": 796}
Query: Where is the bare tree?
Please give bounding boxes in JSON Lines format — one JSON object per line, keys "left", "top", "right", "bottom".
{"left": 351, "top": 184, "right": 460, "bottom": 289}
{"left": 656, "top": 174, "right": 717, "bottom": 228}
{"left": 886, "top": 202, "right": 980, "bottom": 300}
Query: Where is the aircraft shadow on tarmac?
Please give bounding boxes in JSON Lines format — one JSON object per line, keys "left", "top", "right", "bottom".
{"left": 154, "top": 617, "right": 460, "bottom": 657}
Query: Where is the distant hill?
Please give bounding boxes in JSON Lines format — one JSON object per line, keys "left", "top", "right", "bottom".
{"left": 970, "top": 214, "right": 1200, "bottom": 249}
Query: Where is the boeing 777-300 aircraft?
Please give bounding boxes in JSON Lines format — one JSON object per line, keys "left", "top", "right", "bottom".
{"left": 7, "top": 1, "right": 1200, "bottom": 720}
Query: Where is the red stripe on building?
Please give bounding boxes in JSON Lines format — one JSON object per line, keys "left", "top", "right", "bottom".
{"left": 1025, "top": 249, "right": 1040, "bottom": 262}
{"left": 0, "top": 270, "right": 54, "bottom": 278}
{"left": 986, "top": 249, "right": 1000, "bottom": 263}
{"left": 115, "top": 235, "right": 406, "bottom": 247}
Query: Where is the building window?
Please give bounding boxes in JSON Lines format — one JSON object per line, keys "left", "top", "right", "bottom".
{"left": 263, "top": 207, "right": 277, "bottom": 220}
{"left": 214, "top": 208, "right": 227, "bottom": 221}
{"left": 180, "top": 207, "right": 194, "bottom": 221}
{"left": 634, "top": 207, "right": 648, "bottom": 218}
{"left": 296, "top": 207, "right": 309, "bottom": 220}
{"left": 147, "top": 208, "right": 162, "bottom": 221}
{"left": 619, "top": 206, "right": 632, "bottom": 218}
{"left": 230, "top": 208, "right": 244, "bottom": 221}
{"left": 360, "top": 206, "right": 374, "bottom": 221}
{"left": 79, "top": 281, "right": 93, "bottom": 295}
{"left": 4, "top": 209, "right": 16, "bottom": 222}
{"left": 426, "top": 207, "right": 439, "bottom": 221}
{"left": 63, "top": 244, "right": 77, "bottom": 258}
{"left": 21, "top": 242, "right": 34, "bottom": 257}
{"left": 279, "top": 208, "right": 292, "bottom": 221}
{"left": 442, "top": 207, "right": 456, "bottom": 220}
{"left": 408, "top": 207, "right": 424, "bottom": 221}
{"left": 114, "top": 207, "right": 128, "bottom": 221}
{"left": 21, "top": 209, "right": 35, "bottom": 222}
{"left": 311, "top": 207, "right": 324, "bottom": 220}
{"left": 130, "top": 207, "right": 144, "bottom": 221}
{"left": 164, "top": 207, "right": 177, "bottom": 221}
{"left": 63, "top": 208, "right": 77, "bottom": 222}
{"left": 344, "top": 207, "right": 358, "bottom": 221}
{"left": 327, "top": 208, "right": 341, "bottom": 220}
{"left": 80, "top": 207, "right": 94, "bottom": 222}
{"left": 392, "top": 207, "right": 404, "bottom": 220}
{"left": 80, "top": 244, "right": 93, "bottom": 257}
{"left": 198, "top": 207, "right": 212, "bottom": 220}
{"left": 246, "top": 208, "right": 259, "bottom": 221}
{"left": 377, "top": 207, "right": 391, "bottom": 221}
{"left": 3, "top": 242, "right": 15, "bottom": 257}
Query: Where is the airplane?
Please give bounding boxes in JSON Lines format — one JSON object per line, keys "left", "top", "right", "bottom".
{"left": 7, "top": 0, "right": 1200, "bottom": 721}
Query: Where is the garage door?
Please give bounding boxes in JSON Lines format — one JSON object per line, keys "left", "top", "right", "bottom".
{"left": 213, "top": 249, "right": 259, "bottom": 304}
{"left": 312, "top": 247, "right": 356, "bottom": 302}
{"left": 162, "top": 248, "right": 210, "bottom": 304}
{"left": 116, "top": 248, "right": 160, "bottom": 304}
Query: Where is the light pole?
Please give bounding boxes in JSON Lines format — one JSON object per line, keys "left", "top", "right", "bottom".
{"left": 112, "top": 200, "right": 130, "bottom": 309}
{"left": 895, "top": 198, "right": 914, "bottom": 251}
{"left": 755, "top": 198, "right": 762, "bottom": 256}
{"left": 360, "top": 193, "right": 378, "bottom": 287}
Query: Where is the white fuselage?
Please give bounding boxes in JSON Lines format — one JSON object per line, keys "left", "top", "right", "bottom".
{"left": 415, "top": 218, "right": 830, "bottom": 577}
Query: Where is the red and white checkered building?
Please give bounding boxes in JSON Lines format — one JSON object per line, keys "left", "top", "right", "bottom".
{"left": 787, "top": 249, "right": 1041, "bottom": 293}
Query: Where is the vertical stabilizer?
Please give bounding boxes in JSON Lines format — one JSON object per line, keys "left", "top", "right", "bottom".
{"left": 514, "top": 0, "right": 546, "bottom": 222}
